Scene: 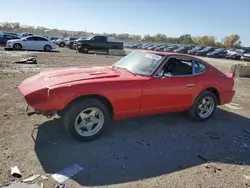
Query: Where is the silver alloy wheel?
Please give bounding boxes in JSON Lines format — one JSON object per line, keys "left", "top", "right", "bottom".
{"left": 74, "top": 107, "right": 105, "bottom": 137}
{"left": 14, "top": 44, "right": 21, "bottom": 50}
{"left": 45, "top": 45, "right": 51, "bottom": 51}
{"left": 197, "top": 96, "right": 215, "bottom": 118}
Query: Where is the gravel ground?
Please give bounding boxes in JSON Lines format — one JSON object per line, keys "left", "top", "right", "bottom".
{"left": 0, "top": 47, "right": 250, "bottom": 188}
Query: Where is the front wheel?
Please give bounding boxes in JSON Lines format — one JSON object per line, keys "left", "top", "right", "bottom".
{"left": 188, "top": 91, "right": 217, "bottom": 121}
{"left": 59, "top": 42, "right": 65, "bottom": 47}
{"left": 13, "top": 43, "right": 22, "bottom": 50}
{"left": 81, "top": 46, "right": 89, "bottom": 53}
{"left": 64, "top": 98, "right": 111, "bottom": 142}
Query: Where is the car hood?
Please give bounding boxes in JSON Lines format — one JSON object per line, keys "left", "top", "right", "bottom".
{"left": 7, "top": 39, "right": 21, "bottom": 43}
{"left": 18, "top": 66, "right": 125, "bottom": 96}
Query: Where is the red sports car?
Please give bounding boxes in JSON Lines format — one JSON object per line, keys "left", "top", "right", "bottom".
{"left": 18, "top": 50, "right": 235, "bottom": 141}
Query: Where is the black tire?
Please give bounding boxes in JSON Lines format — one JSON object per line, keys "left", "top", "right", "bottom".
{"left": 81, "top": 46, "right": 89, "bottom": 53}
{"left": 106, "top": 49, "right": 109, "bottom": 55}
{"left": 57, "top": 110, "right": 65, "bottom": 118}
{"left": 188, "top": 91, "right": 217, "bottom": 121}
{"left": 44, "top": 45, "right": 52, "bottom": 52}
{"left": 13, "top": 43, "right": 22, "bottom": 50}
{"left": 64, "top": 98, "right": 111, "bottom": 142}
{"left": 59, "top": 42, "right": 65, "bottom": 47}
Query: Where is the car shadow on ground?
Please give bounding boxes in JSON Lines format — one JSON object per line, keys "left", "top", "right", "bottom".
{"left": 34, "top": 108, "right": 250, "bottom": 186}
{"left": 76, "top": 50, "right": 126, "bottom": 57}
{"left": 4, "top": 48, "right": 60, "bottom": 53}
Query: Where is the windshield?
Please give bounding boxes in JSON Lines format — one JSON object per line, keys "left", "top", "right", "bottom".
{"left": 235, "top": 49, "right": 244, "bottom": 53}
{"left": 214, "top": 48, "right": 222, "bottom": 52}
{"left": 112, "top": 51, "right": 165, "bottom": 76}
{"left": 201, "top": 47, "right": 211, "bottom": 51}
{"left": 85, "top": 35, "right": 94, "bottom": 40}
{"left": 193, "top": 46, "right": 201, "bottom": 50}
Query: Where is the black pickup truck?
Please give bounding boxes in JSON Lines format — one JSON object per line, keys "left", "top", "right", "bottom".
{"left": 76, "top": 35, "right": 123, "bottom": 53}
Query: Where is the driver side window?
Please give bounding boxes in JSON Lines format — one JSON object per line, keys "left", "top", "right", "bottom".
{"left": 26, "top": 37, "right": 36, "bottom": 41}
{"left": 156, "top": 57, "right": 193, "bottom": 77}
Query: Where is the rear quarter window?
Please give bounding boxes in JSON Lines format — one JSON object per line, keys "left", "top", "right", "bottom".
{"left": 194, "top": 60, "right": 206, "bottom": 74}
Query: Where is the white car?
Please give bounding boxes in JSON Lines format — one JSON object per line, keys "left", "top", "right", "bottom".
{"left": 7, "top": 35, "right": 57, "bottom": 51}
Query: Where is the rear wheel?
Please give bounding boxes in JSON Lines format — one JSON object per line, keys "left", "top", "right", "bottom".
{"left": 188, "top": 91, "right": 217, "bottom": 121}
{"left": 44, "top": 45, "right": 52, "bottom": 52}
{"left": 13, "top": 43, "right": 22, "bottom": 50}
{"left": 64, "top": 98, "right": 111, "bottom": 142}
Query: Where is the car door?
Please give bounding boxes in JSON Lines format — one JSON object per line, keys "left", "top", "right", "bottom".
{"left": 220, "top": 50, "right": 227, "bottom": 57}
{"left": 140, "top": 56, "right": 198, "bottom": 114}
{"left": 36, "top": 37, "right": 48, "bottom": 50}
{"left": 90, "top": 36, "right": 106, "bottom": 50}
{"left": 23, "top": 36, "right": 37, "bottom": 50}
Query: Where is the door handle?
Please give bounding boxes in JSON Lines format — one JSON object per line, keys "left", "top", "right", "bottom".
{"left": 186, "top": 84, "right": 194, "bottom": 87}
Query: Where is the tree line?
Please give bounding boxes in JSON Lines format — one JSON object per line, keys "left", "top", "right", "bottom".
{"left": 0, "top": 22, "right": 243, "bottom": 48}
{"left": 114, "top": 33, "right": 241, "bottom": 49}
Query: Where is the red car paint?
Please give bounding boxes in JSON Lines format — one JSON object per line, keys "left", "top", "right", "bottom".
{"left": 18, "top": 51, "right": 235, "bottom": 120}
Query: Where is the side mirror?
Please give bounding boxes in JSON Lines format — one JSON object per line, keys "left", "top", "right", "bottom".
{"left": 22, "top": 39, "right": 27, "bottom": 41}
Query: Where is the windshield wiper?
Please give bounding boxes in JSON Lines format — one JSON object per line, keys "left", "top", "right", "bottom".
{"left": 112, "top": 66, "right": 137, "bottom": 76}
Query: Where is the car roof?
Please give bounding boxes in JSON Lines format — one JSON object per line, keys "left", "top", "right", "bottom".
{"left": 138, "top": 50, "right": 210, "bottom": 65}
{"left": 25, "top": 35, "right": 48, "bottom": 38}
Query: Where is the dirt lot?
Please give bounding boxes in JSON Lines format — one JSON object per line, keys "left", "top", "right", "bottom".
{"left": 0, "top": 47, "right": 250, "bottom": 188}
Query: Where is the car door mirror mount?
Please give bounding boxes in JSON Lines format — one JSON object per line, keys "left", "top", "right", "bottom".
{"left": 160, "top": 72, "right": 172, "bottom": 79}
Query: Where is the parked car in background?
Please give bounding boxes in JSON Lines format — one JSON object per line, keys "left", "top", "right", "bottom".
{"left": 241, "top": 52, "right": 250, "bottom": 61}
{"left": 163, "top": 45, "right": 179, "bottom": 52}
{"left": 225, "top": 49, "right": 243, "bottom": 60}
{"left": 66, "top": 37, "right": 84, "bottom": 49}
{"left": 141, "top": 44, "right": 154, "bottom": 49}
{"left": 56, "top": 37, "right": 78, "bottom": 47}
{"left": 72, "top": 38, "right": 88, "bottom": 49}
{"left": 187, "top": 46, "right": 205, "bottom": 55}
{"left": 195, "top": 47, "right": 216, "bottom": 56}
{"left": 65, "top": 37, "right": 78, "bottom": 47}
{"left": 207, "top": 48, "right": 228, "bottom": 58}
{"left": 55, "top": 38, "right": 66, "bottom": 47}
{"left": 1, "top": 31, "right": 19, "bottom": 36}
{"left": 18, "top": 50, "right": 235, "bottom": 141}
{"left": 6, "top": 35, "right": 57, "bottom": 51}
{"left": 68, "top": 37, "right": 87, "bottom": 49}
{"left": 173, "top": 46, "right": 192, "bottom": 54}
{"left": 148, "top": 44, "right": 163, "bottom": 51}
{"left": 155, "top": 45, "right": 169, "bottom": 51}
{"left": 138, "top": 44, "right": 150, "bottom": 49}
{"left": 0, "top": 33, "right": 20, "bottom": 45}
{"left": 77, "top": 35, "right": 123, "bottom": 53}
{"left": 49, "top": 37, "right": 60, "bottom": 43}
{"left": 19, "top": 32, "right": 34, "bottom": 38}
{"left": 129, "top": 44, "right": 142, "bottom": 49}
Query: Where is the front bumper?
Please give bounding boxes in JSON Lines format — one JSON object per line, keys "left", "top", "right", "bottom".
{"left": 25, "top": 105, "right": 57, "bottom": 118}
{"left": 6, "top": 43, "right": 13, "bottom": 48}
{"left": 241, "top": 56, "right": 250, "bottom": 61}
